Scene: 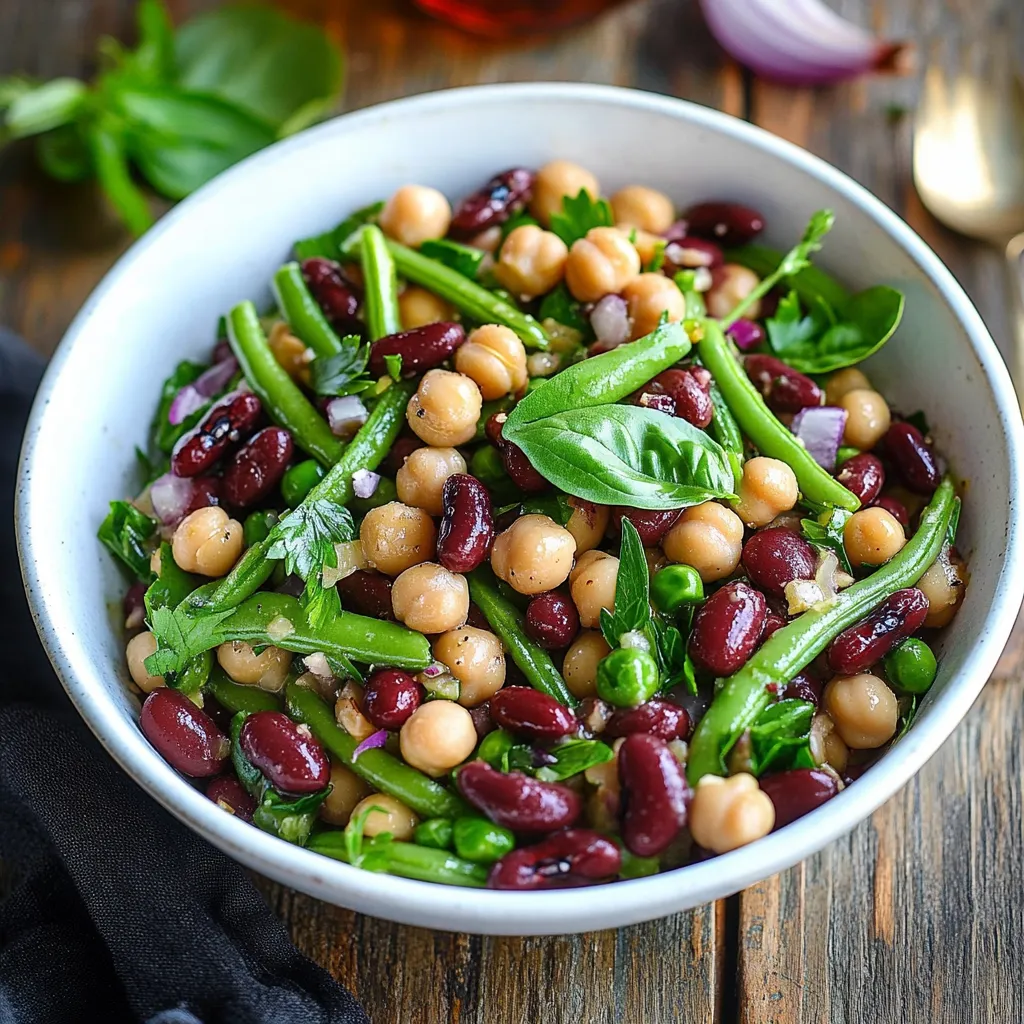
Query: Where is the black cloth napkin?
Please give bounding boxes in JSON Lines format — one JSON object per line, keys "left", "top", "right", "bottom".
{"left": 0, "top": 330, "right": 368, "bottom": 1024}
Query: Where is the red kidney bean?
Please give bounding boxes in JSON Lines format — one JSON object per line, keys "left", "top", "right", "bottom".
{"left": 726, "top": 318, "right": 767, "bottom": 351}
{"left": 489, "top": 686, "right": 576, "bottom": 741}
{"left": 486, "top": 412, "right": 548, "bottom": 493}
{"left": 385, "top": 435, "right": 424, "bottom": 476}
{"left": 826, "top": 587, "right": 929, "bottom": 675}
{"left": 437, "top": 473, "right": 495, "bottom": 573}
{"left": 663, "top": 236, "right": 725, "bottom": 271}
{"left": 618, "top": 734, "right": 690, "bottom": 857}
{"left": 685, "top": 201, "right": 766, "bottom": 246}
{"left": 123, "top": 581, "right": 146, "bottom": 630}
{"left": 744, "top": 354, "right": 823, "bottom": 414}
{"left": 301, "top": 257, "right": 362, "bottom": 333}
{"left": 469, "top": 702, "right": 495, "bottom": 739}
{"left": 335, "top": 570, "right": 394, "bottom": 620}
{"left": 641, "top": 368, "right": 714, "bottom": 428}
{"left": 363, "top": 668, "right": 424, "bottom": 730}
{"left": 759, "top": 768, "right": 840, "bottom": 830}
{"left": 689, "top": 581, "right": 768, "bottom": 677}
{"left": 206, "top": 774, "right": 256, "bottom": 822}
{"left": 457, "top": 761, "right": 581, "bottom": 832}
{"left": 221, "top": 427, "right": 293, "bottom": 509}
{"left": 450, "top": 167, "right": 534, "bottom": 238}
{"left": 610, "top": 506, "right": 683, "bottom": 545}
{"left": 240, "top": 711, "right": 330, "bottom": 795}
{"left": 760, "top": 611, "right": 787, "bottom": 644}
{"left": 606, "top": 699, "right": 690, "bottom": 741}
{"left": 140, "top": 689, "right": 229, "bottom": 778}
{"left": 488, "top": 829, "right": 620, "bottom": 889}
{"left": 836, "top": 452, "right": 885, "bottom": 505}
{"left": 884, "top": 421, "right": 941, "bottom": 494}
{"left": 525, "top": 591, "right": 580, "bottom": 649}
{"left": 368, "top": 322, "right": 466, "bottom": 378}
{"left": 181, "top": 476, "right": 222, "bottom": 520}
{"left": 634, "top": 391, "right": 677, "bottom": 416}
{"left": 872, "top": 495, "right": 909, "bottom": 528}
{"left": 171, "top": 391, "right": 262, "bottom": 478}
{"left": 780, "top": 670, "right": 823, "bottom": 704}
{"left": 742, "top": 527, "right": 818, "bottom": 597}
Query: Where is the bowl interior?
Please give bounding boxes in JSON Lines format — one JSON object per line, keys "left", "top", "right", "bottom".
{"left": 18, "top": 84, "right": 1024, "bottom": 935}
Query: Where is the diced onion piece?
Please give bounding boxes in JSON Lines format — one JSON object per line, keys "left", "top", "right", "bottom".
{"left": 785, "top": 578, "right": 826, "bottom": 616}
{"left": 791, "top": 406, "right": 848, "bottom": 470}
{"left": 150, "top": 472, "right": 195, "bottom": 526}
{"left": 303, "top": 652, "right": 334, "bottom": 679}
{"left": 352, "top": 729, "right": 388, "bottom": 761}
{"left": 322, "top": 541, "right": 368, "bottom": 589}
{"left": 266, "top": 615, "right": 295, "bottom": 642}
{"left": 352, "top": 469, "right": 381, "bottom": 499}
{"left": 326, "top": 395, "right": 368, "bottom": 439}
{"left": 168, "top": 357, "right": 238, "bottom": 425}
{"left": 590, "top": 294, "right": 631, "bottom": 348}
{"left": 619, "top": 630, "right": 651, "bottom": 652}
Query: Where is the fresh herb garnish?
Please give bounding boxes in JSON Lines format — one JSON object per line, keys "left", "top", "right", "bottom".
{"left": 801, "top": 505, "right": 854, "bottom": 575}
{"left": 419, "top": 239, "right": 486, "bottom": 280}
{"left": 97, "top": 501, "right": 157, "bottom": 581}
{"left": 537, "top": 283, "right": 592, "bottom": 338}
{"left": 748, "top": 698, "right": 817, "bottom": 775}
{"left": 265, "top": 499, "right": 356, "bottom": 582}
{"left": 383, "top": 353, "right": 403, "bottom": 381}
{"left": 146, "top": 603, "right": 236, "bottom": 677}
{"left": 895, "top": 694, "right": 918, "bottom": 741}
{"left": 548, "top": 188, "right": 614, "bottom": 247}
{"left": 652, "top": 612, "right": 697, "bottom": 695}
{"left": 309, "top": 339, "right": 370, "bottom": 396}
{"left": 144, "top": 541, "right": 200, "bottom": 621}
{"left": 533, "top": 739, "right": 614, "bottom": 782}
{"left": 599, "top": 519, "right": 652, "bottom": 646}
{"left": 499, "top": 208, "right": 539, "bottom": 240}
{"left": 344, "top": 802, "right": 393, "bottom": 871}
{"left": 294, "top": 201, "right": 384, "bottom": 262}
{"left": 946, "top": 496, "right": 961, "bottom": 547}
{"left": 645, "top": 239, "right": 667, "bottom": 273}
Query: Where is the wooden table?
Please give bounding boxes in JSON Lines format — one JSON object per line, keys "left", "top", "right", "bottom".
{"left": 3, "top": 1, "right": 1023, "bottom": 1019}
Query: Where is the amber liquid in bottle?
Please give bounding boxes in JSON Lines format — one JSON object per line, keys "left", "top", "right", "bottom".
{"left": 414, "top": 0, "right": 622, "bottom": 36}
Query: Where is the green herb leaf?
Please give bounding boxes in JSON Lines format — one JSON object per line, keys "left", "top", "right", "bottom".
{"left": 144, "top": 541, "right": 200, "bottom": 621}
{"left": 36, "top": 123, "right": 93, "bottom": 182}
{"left": 505, "top": 404, "right": 736, "bottom": 511}
{"left": 174, "top": 5, "right": 344, "bottom": 136}
{"left": 895, "top": 694, "right": 918, "bottom": 741}
{"left": 549, "top": 188, "right": 614, "bottom": 247}
{"left": 383, "top": 353, "right": 403, "bottom": 381}
{"left": 310, "top": 340, "right": 370, "bottom": 396}
{"left": 749, "top": 698, "right": 816, "bottom": 775}
{"left": 266, "top": 499, "right": 356, "bottom": 582}
{"left": 537, "top": 282, "right": 592, "bottom": 338}
{"left": 1, "top": 78, "right": 87, "bottom": 141}
{"left": 131, "top": 0, "right": 176, "bottom": 83}
{"left": 533, "top": 739, "right": 615, "bottom": 782}
{"left": 302, "top": 576, "right": 343, "bottom": 632}
{"left": 801, "top": 506, "right": 854, "bottom": 575}
{"left": 519, "top": 493, "right": 573, "bottom": 526}
{"left": 500, "top": 208, "right": 539, "bottom": 240}
{"left": 598, "top": 519, "right": 651, "bottom": 647}
{"left": 419, "top": 239, "right": 486, "bottom": 280}
{"left": 946, "top": 496, "right": 961, "bottom": 547}
{"left": 98, "top": 501, "right": 157, "bottom": 581}
{"left": 645, "top": 239, "right": 667, "bottom": 273}
{"left": 146, "top": 602, "right": 236, "bottom": 677}
{"left": 765, "top": 290, "right": 826, "bottom": 355}
{"left": 87, "top": 117, "right": 154, "bottom": 236}
{"left": 726, "top": 243, "right": 851, "bottom": 314}
{"left": 344, "top": 803, "right": 393, "bottom": 871}
{"left": 652, "top": 612, "right": 697, "bottom": 695}
{"left": 294, "top": 201, "right": 384, "bottom": 261}
{"left": 171, "top": 649, "right": 212, "bottom": 695}
{"left": 151, "top": 360, "right": 208, "bottom": 453}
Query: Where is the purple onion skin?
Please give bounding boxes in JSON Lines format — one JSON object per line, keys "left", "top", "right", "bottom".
{"left": 791, "top": 406, "right": 848, "bottom": 469}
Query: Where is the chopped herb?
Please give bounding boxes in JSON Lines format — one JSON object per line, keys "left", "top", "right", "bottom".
{"left": 645, "top": 239, "right": 667, "bottom": 273}
{"left": 533, "top": 738, "right": 614, "bottom": 782}
{"left": 537, "top": 282, "right": 592, "bottom": 337}
{"left": 383, "top": 353, "right": 403, "bottom": 381}
{"left": 548, "top": 188, "right": 614, "bottom": 247}
{"left": 895, "top": 694, "right": 918, "bottom": 741}
{"left": 266, "top": 499, "right": 356, "bottom": 583}
{"left": 309, "top": 338, "right": 370, "bottom": 396}
{"left": 748, "top": 698, "right": 816, "bottom": 775}
{"left": 519, "top": 492, "right": 573, "bottom": 526}
{"left": 97, "top": 500, "right": 157, "bottom": 581}
{"left": 499, "top": 208, "right": 539, "bottom": 240}
{"left": 801, "top": 505, "right": 854, "bottom": 576}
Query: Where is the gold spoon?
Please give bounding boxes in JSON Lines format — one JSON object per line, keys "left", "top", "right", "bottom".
{"left": 913, "top": 27, "right": 1024, "bottom": 393}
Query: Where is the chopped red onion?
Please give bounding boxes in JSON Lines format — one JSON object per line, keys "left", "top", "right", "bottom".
{"left": 590, "top": 294, "right": 631, "bottom": 349}
{"left": 791, "top": 406, "right": 848, "bottom": 469}
{"left": 662, "top": 219, "right": 690, "bottom": 243}
{"left": 727, "top": 319, "right": 767, "bottom": 351}
{"left": 420, "top": 661, "right": 448, "bottom": 679}
{"left": 326, "top": 396, "right": 368, "bottom": 439}
{"left": 168, "top": 356, "right": 238, "bottom": 425}
{"left": 149, "top": 472, "right": 196, "bottom": 526}
{"left": 351, "top": 469, "right": 381, "bottom": 500}
{"left": 352, "top": 729, "right": 388, "bottom": 761}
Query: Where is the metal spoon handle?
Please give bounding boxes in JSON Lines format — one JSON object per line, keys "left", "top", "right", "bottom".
{"left": 1006, "top": 233, "right": 1024, "bottom": 402}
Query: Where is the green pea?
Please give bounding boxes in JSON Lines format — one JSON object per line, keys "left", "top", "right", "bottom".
{"left": 651, "top": 564, "right": 704, "bottom": 614}
{"left": 350, "top": 476, "right": 398, "bottom": 514}
{"left": 619, "top": 847, "right": 660, "bottom": 879}
{"left": 452, "top": 816, "right": 515, "bottom": 864}
{"left": 883, "top": 638, "right": 937, "bottom": 694}
{"left": 243, "top": 509, "right": 279, "bottom": 547}
{"left": 596, "top": 648, "right": 660, "bottom": 708}
{"left": 469, "top": 445, "right": 507, "bottom": 487}
{"left": 836, "top": 446, "right": 861, "bottom": 467}
{"left": 477, "top": 728, "right": 515, "bottom": 769}
{"left": 281, "top": 459, "right": 326, "bottom": 507}
{"left": 413, "top": 818, "right": 454, "bottom": 851}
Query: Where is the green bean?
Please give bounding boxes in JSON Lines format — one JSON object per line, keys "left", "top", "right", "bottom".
{"left": 272, "top": 262, "right": 345, "bottom": 357}
{"left": 341, "top": 232, "right": 550, "bottom": 350}
{"left": 206, "top": 665, "right": 282, "bottom": 714}
{"left": 413, "top": 818, "right": 454, "bottom": 850}
{"left": 227, "top": 302, "right": 344, "bottom": 467}
{"left": 243, "top": 510, "right": 279, "bottom": 547}
{"left": 360, "top": 225, "right": 401, "bottom": 341}
{"left": 697, "top": 319, "right": 859, "bottom": 511}
{"left": 286, "top": 682, "right": 469, "bottom": 820}
{"left": 686, "top": 477, "right": 956, "bottom": 784}
{"left": 281, "top": 459, "right": 326, "bottom": 507}
{"left": 452, "top": 816, "right": 515, "bottom": 864}
{"left": 704, "top": 374, "right": 744, "bottom": 488}
{"left": 306, "top": 831, "right": 489, "bottom": 888}
{"left": 145, "top": 541, "right": 199, "bottom": 619}
{"left": 467, "top": 567, "right": 577, "bottom": 707}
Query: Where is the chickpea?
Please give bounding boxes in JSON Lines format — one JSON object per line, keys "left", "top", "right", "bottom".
{"left": 454, "top": 324, "right": 529, "bottom": 401}
{"left": 172, "top": 506, "right": 244, "bottom": 577}
{"left": 705, "top": 264, "right": 763, "bottom": 320}
{"left": 733, "top": 457, "right": 799, "bottom": 528}
{"left": 563, "top": 630, "right": 611, "bottom": 699}
{"left": 319, "top": 760, "right": 373, "bottom": 826}
{"left": 824, "top": 674, "right": 898, "bottom": 749}
{"left": 359, "top": 502, "right": 436, "bottom": 576}
{"left": 216, "top": 641, "right": 292, "bottom": 691}
{"left": 434, "top": 626, "right": 506, "bottom": 708}
{"left": 917, "top": 548, "right": 969, "bottom": 627}
{"left": 689, "top": 773, "right": 776, "bottom": 854}
{"left": 396, "top": 446, "right": 467, "bottom": 516}
{"left": 610, "top": 185, "right": 675, "bottom": 234}
{"left": 661, "top": 501, "right": 745, "bottom": 582}
{"left": 126, "top": 631, "right": 165, "bottom": 693}
{"left": 350, "top": 793, "right": 419, "bottom": 840}
{"left": 379, "top": 184, "right": 451, "bottom": 247}
{"left": 843, "top": 507, "right": 906, "bottom": 568}
{"left": 565, "top": 497, "right": 610, "bottom": 554}
{"left": 565, "top": 227, "right": 641, "bottom": 303}
{"left": 825, "top": 367, "right": 872, "bottom": 406}
{"left": 399, "top": 700, "right": 478, "bottom": 776}
{"left": 809, "top": 712, "right": 849, "bottom": 773}
{"left": 399, "top": 286, "right": 455, "bottom": 329}
{"left": 493, "top": 225, "right": 569, "bottom": 299}
{"left": 407, "top": 369, "right": 482, "bottom": 447}
{"left": 391, "top": 562, "right": 470, "bottom": 633}
{"left": 530, "top": 159, "right": 600, "bottom": 226}
{"left": 569, "top": 550, "right": 619, "bottom": 629}
{"left": 268, "top": 321, "right": 312, "bottom": 386}
{"left": 491, "top": 514, "right": 577, "bottom": 595}
{"left": 839, "top": 389, "right": 891, "bottom": 450}
{"left": 622, "top": 273, "right": 686, "bottom": 340}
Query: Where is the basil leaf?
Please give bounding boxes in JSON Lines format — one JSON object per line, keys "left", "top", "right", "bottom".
{"left": 549, "top": 188, "right": 614, "bottom": 247}
{"left": 1, "top": 78, "right": 86, "bottom": 140}
{"left": 419, "top": 239, "right": 486, "bottom": 280}
{"left": 727, "top": 243, "right": 851, "bottom": 313}
{"left": 505, "top": 320, "right": 690, "bottom": 427}
{"left": 652, "top": 610, "right": 696, "bottom": 695}
{"left": 801, "top": 506, "right": 853, "bottom": 575}
{"left": 294, "top": 201, "right": 384, "bottom": 262}
{"left": 749, "top": 698, "right": 816, "bottom": 775}
{"left": 600, "top": 519, "right": 651, "bottom": 643}
{"left": 175, "top": 5, "right": 344, "bottom": 136}
{"left": 537, "top": 283, "right": 592, "bottom": 338}
{"left": 98, "top": 501, "right": 157, "bottom": 581}
{"left": 533, "top": 739, "right": 614, "bottom": 782}
{"left": 506, "top": 404, "right": 736, "bottom": 510}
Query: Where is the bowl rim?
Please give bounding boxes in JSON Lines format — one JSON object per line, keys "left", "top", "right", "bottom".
{"left": 17, "top": 82, "right": 1024, "bottom": 935}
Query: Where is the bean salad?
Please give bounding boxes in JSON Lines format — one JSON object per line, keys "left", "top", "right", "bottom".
{"left": 100, "top": 161, "right": 969, "bottom": 889}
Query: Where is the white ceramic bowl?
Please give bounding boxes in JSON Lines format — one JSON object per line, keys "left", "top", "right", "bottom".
{"left": 17, "top": 84, "right": 1024, "bottom": 935}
